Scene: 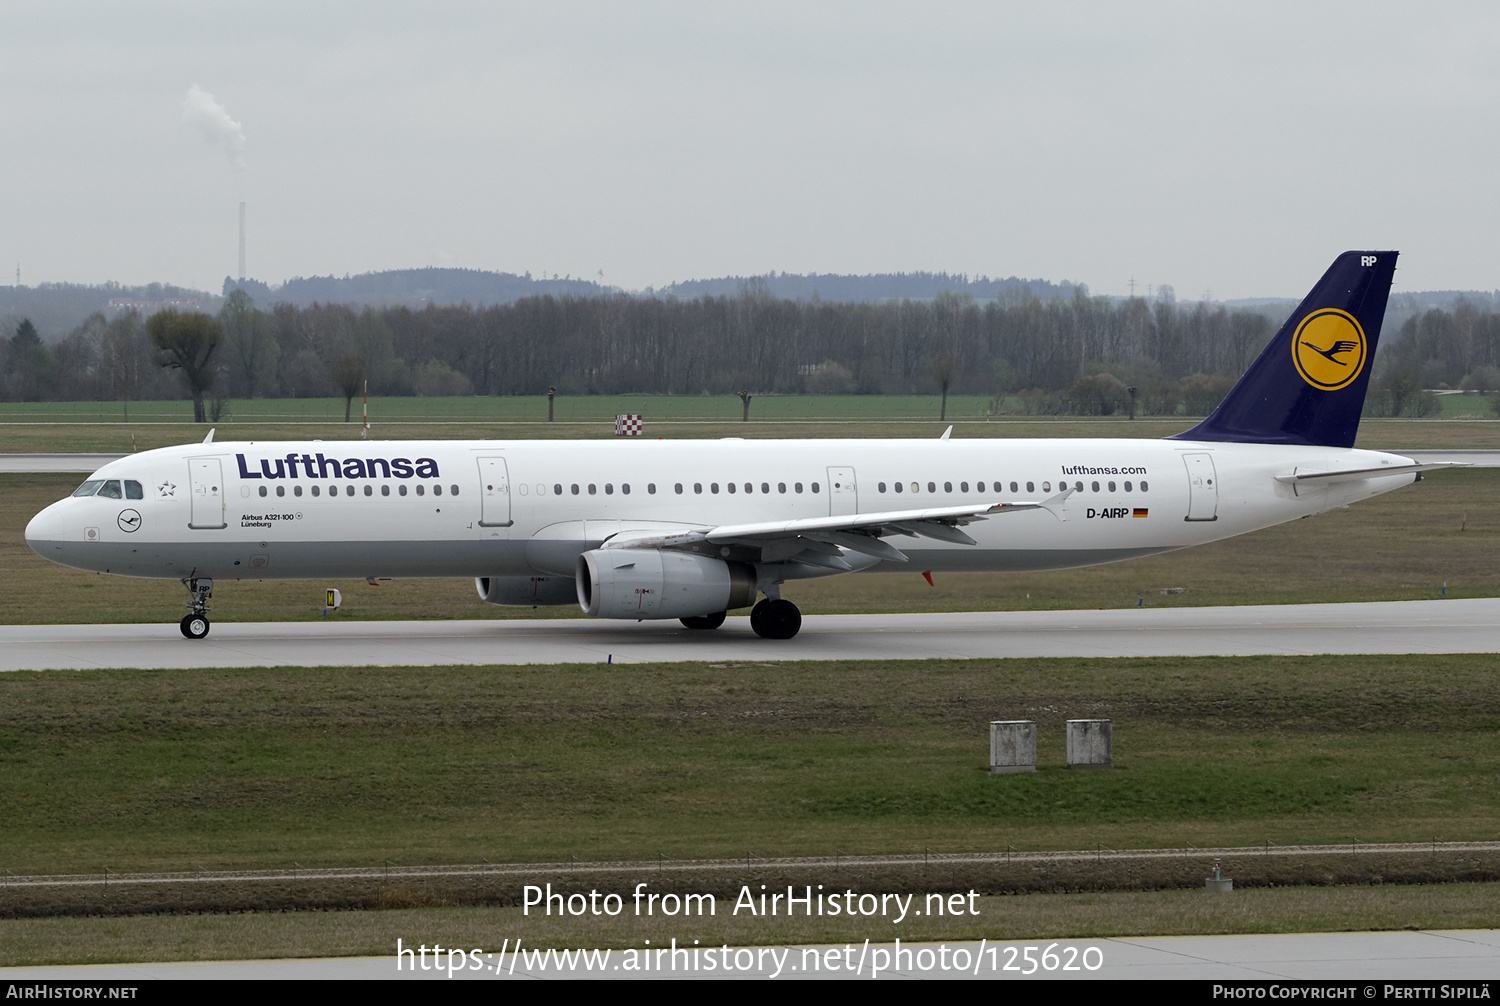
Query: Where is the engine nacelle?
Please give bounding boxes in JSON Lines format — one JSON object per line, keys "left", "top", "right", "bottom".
{"left": 475, "top": 575, "right": 578, "bottom": 607}
{"left": 576, "top": 549, "right": 756, "bottom": 619}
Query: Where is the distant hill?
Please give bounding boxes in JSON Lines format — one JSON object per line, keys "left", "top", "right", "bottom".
{"left": 651, "top": 271, "right": 1077, "bottom": 303}
{"left": 226, "top": 268, "right": 611, "bottom": 309}
{"left": 0, "top": 282, "right": 217, "bottom": 344}
{"left": 4, "top": 265, "right": 1499, "bottom": 342}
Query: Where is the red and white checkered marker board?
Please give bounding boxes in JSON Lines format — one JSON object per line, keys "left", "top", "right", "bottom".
{"left": 614, "top": 414, "right": 643, "bottom": 436}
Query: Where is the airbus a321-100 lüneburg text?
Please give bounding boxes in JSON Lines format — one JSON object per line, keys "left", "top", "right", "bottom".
{"left": 27, "top": 251, "right": 1448, "bottom": 640}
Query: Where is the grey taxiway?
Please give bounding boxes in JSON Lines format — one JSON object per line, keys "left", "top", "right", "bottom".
{"left": 2, "top": 597, "right": 1498, "bottom": 671}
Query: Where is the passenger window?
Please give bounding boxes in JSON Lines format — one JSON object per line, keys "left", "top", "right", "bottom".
{"left": 1108, "top": 481, "right": 1116, "bottom": 492}
{"left": 878, "top": 482, "right": 887, "bottom": 493}
{"left": 364, "top": 485, "right": 372, "bottom": 496}
{"left": 277, "top": 486, "right": 286, "bottom": 498}
{"left": 623, "top": 484, "right": 632, "bottom": 495}
{"left": 125, "top": 480, "right": 143, "bottom": 500}
{"left": 961, "top": 482, "right": 969, "bottom": 492}
{"left": 451, "top": 485, "right": 459, "bottom": 496}
{"left": 294, "top": 485, "right": 303, "bottom": 497}
{"left": 433, "top": 484, "right": 442, "bottom": 496}
{"left": 794, "top": 483, "right": 803, "bottom": 493}
{"left": 694, "top": 483, "right": 703, "bottom": 494}
{"left": 416, "top": 485, "right": 425, "bottom": 496}
{"left": 778, "top": 482, "right": 786, "bottom": 493}
{"left": 312, "top": 486, "right": 321, "bottom": 497}
{"left": 588, "top": 484, "right": 596, "bottom": 495}
{"left": 1025, "top": 482, "right": 1034, "bottom": 493}
{"left": 1010, "top": 482, "right": 1019, "bottom": 493}
{"left": 399, "top": 485, "right": 408, "bottom": 497}
{"left": 812, "top": 483, "right": 820, "bottom": 493}
{"left": 1141, "top": 480, "right": 1149, "bottom": 492}
{"left": 380, "top": 485, "right": 389, "bottom": 497}
{"left": 674, "top": 483, "right": 683, "bottom": 494}
{"left": 711, "top": 483, "right": 720, "bottom": 494}
{"left": 1092, "top": 481, "right": 1100, "bottom": 493}
{"left": 346, "top": 485, "right": 355, "bottom": 496}
{"left": 1124, "top": 481, "right": 1132, "bottom": 492}
{"left": 554, "top": 484, "right": 563, "bottom": 495}
{"left": 727, "top": 483, "right": 736, "bottom": 494}
{"left": 98, "top": 480, "right": 123, "bottom": 499}
{"left": 746, "top": 483, "right": 754, "bottom": 493}
{"left": 571, "top": 484, "right": 580, "bottom": 495}
{"left": 605, "top": 484, "right": 614, "bottom": 495}
{"left": 646, "top": 484, "right": 654, "bottom": 494}
{"left": 760, "top": 483, "right": 769, "bottom": 494}
{"left": 258, "top": 486, "right": 267, "bottom": 497}
{"left": 943, "top": 482, "right": 952, "bottom": 493}
{"left": 1043, "top": 482, "right": 1051, "bottom": 492}
{"left": 910, "top": 482, "right": 919, "bottom": 493}
{"left": 894, "top": 482, "right": 903, "bottom": 493}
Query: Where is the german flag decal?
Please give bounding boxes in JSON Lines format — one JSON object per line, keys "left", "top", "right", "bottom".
{"left": 1133, "top": 508, "right": 1149, "bottom": 518}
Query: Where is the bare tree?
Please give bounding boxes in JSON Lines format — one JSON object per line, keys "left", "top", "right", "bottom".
{"left": 330, "top": 352, "right": 368, "bottom": 421}
{"left": 931, "top": 353, "right": 956, "bottom": 421}
{"left": 147, "top": 309, "right": 223, "bottom": 422}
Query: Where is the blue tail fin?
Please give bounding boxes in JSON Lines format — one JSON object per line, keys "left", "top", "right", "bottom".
{"left": 1170, "top": 251, "right": 1397, "bottom": 448}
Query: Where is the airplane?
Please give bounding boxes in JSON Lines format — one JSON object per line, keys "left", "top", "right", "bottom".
{"left": 26, "top": 250, "right": 1451, "bottom": 641}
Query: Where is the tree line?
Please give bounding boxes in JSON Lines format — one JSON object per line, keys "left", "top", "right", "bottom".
{"left": 4, "top": 285, "right": 1498, "bottom": 420}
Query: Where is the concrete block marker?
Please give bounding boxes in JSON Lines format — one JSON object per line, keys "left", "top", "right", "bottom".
{"left": 1066, "top": 719, "right": 1112, "bottom": 770}
{"left": 989, "top": 720, "right": 1036, "bottom": 774}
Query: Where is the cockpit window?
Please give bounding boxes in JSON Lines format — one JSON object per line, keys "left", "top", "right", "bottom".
{"left": 72, "top": 480, "right": 104, "bottom": 497}
{"left": 125, "top": 480, "right": 143, "bottom": 500}
{"left": 96, "top": 480, "right": 124, "bottom": 499}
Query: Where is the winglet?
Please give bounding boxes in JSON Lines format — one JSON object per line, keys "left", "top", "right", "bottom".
{"left": 940, "top": 426, "right": 952, "bottom": 441}
{"left": 203, "top": 428, "right": 215, "bottom": 444}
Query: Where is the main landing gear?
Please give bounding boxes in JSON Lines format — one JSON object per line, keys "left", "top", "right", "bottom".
{"left": 180, "top": 577, "right": 213, "bottom": 639}
{"left": 749, "top": 598, "right": 801, "bottom": 640}
{"left": 679, "top": 611, "right": 727, "bottom": 630}
{"left": 678, "top": 599, "right": 804, "bottom": 639}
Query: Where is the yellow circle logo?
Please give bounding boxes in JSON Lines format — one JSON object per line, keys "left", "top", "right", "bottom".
{"left": 1291, "top": 309, "right": 1366, "bottom": 391}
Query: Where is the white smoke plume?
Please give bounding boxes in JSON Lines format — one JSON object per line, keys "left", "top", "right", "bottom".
{"left": 182, "top": 84, "right": 247, "bottom": 170}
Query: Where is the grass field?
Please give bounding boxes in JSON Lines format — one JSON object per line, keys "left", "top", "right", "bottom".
{"left": 4, "top": 398, "right": 1499, "bottom": 961}
{"left": 5, "top": 393, "right": 1500, "bottom": 453}
{"left": 3, "top": 655, "right": 1498, "bottom": 877}
{"left": 3, "top": 652, "right": 1499, "bottom": 962}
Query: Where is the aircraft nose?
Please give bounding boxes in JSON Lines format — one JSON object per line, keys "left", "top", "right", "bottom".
{"left": 25, "top": 500, "right": 69, "bottom": 559}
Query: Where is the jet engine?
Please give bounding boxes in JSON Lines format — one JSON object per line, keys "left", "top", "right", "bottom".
{"left": 475, "top": 575, "right": 578, "bottom": 607}
{"left": 576, "top": 549, "right": 756, "bottom": 619}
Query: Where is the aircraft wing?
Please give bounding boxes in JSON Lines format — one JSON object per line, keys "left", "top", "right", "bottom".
{"left": 603, "top": 488, "right": 1076, "bottom": 566}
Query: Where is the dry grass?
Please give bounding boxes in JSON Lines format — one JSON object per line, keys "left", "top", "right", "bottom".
{"left": 2, "top": 885, "right": 1498, "bottom": 967}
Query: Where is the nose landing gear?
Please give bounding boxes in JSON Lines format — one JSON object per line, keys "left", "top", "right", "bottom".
{"left": 180, "top": 577, "right": 213, "bottom": 639}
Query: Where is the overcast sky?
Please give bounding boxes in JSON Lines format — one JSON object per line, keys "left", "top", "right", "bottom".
{"left": 2, "top": 1, "right": 1497, "bottom": 300}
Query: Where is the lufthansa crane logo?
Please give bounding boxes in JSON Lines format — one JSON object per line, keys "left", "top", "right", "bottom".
{"left": 1291, "top": 308, "right": 1367, "bottom": 391}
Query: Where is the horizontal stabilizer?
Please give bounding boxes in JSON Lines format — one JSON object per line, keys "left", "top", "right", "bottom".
{"left": 1273, "top": 461, "right": 1466, "bottom": 486}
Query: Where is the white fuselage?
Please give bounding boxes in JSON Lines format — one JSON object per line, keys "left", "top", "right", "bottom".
{"left": 26, "top": 436, "right": 1419, "bottom": 590}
